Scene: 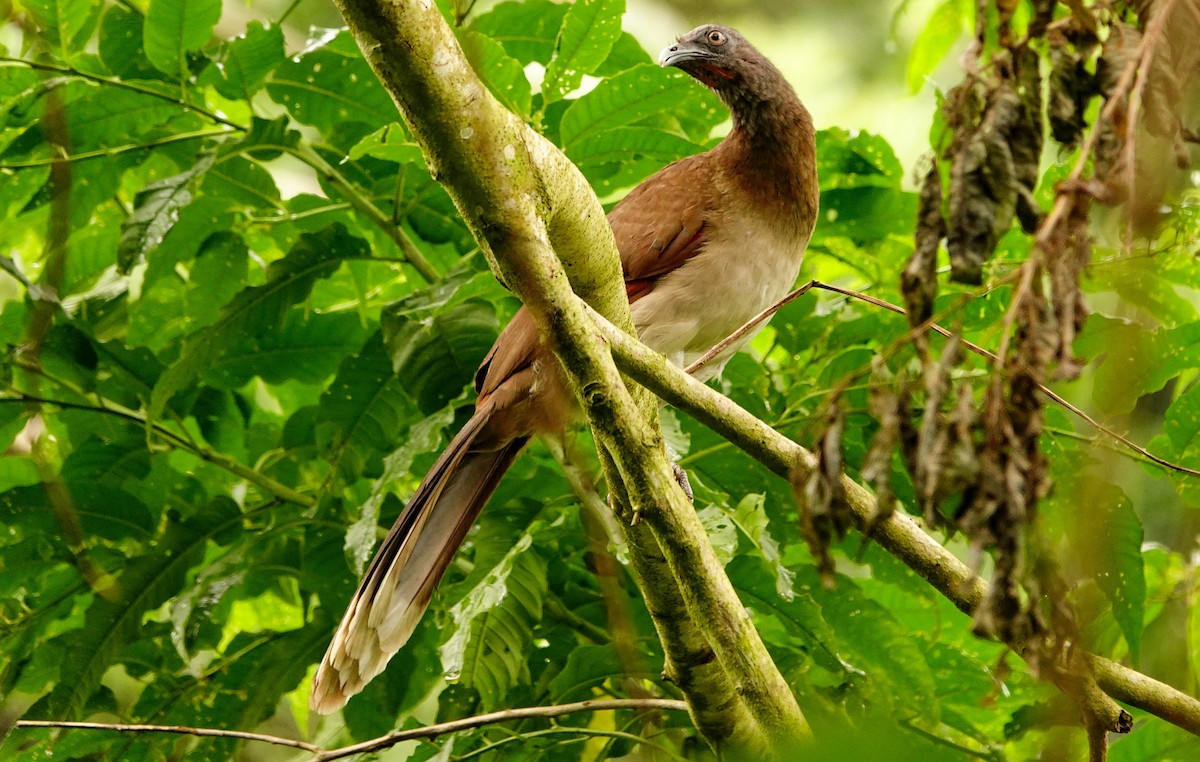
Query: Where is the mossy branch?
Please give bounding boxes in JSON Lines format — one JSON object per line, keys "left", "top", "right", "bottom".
{"left": 331, "top": 0, "right": 810, "bottom": 754}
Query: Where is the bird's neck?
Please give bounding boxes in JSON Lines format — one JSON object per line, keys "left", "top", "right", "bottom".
{"left": 719, "top": 88, "right": 818, "bottom": 233}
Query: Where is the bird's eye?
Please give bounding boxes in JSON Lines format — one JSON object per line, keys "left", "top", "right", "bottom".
{"left": 706, "top": 30, "right": 726, "bottom": 46}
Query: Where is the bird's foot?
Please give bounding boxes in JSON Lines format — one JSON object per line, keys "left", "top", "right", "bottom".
{"left": 672, "top": 463, "right": 694, "bottom": 502}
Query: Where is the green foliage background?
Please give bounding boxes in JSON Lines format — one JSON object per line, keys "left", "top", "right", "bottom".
{"left": 0, "top": 0, "right": 1197, "bottom": 759}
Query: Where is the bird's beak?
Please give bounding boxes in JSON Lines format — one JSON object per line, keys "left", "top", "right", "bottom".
{"left": 659, "top": 42, "right": 708, "bottom": 69}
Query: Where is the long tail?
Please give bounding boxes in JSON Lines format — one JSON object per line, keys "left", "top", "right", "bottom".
{"left": 311, "top": 405, "right": 527, "bottom": 713}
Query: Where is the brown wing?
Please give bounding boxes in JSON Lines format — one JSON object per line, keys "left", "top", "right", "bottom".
{"left": 609, "top": 152, "right": 719, "bottom": 296}
{"left": 474, "top": 151, "right": 720, "bottom": 401}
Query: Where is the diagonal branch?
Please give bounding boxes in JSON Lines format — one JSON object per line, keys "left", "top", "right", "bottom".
{"left": 689, "top": 279, "right": 1200, "bottom": 478}
{"left": 583, "top": 300, "right": 1200, "bottom": 738}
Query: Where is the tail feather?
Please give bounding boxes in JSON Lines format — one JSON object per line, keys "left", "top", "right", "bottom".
{"left": 311, "top": 407, "right": 526, "bottom": 713}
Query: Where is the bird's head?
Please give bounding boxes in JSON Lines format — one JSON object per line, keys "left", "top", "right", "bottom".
{"left": 659, "top": 25, "right": 758, "bottom": 93}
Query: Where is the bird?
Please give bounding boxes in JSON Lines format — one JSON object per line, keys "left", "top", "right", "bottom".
{"left": 310, "top": 23, "right": 819, "bottom": 713}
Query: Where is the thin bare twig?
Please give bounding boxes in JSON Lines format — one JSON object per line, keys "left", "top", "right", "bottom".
{"left": 0, "top": 57, "right": 246, "bottom": 131}
{"left": 318, "top": 698, "right": 688, "bottom": 760}
{"left": 687, "top": 279, "right": 1200, "bottom": 478}
{"left": 13, "top": 720, "right": 322, "bottom": 753}
{"left": 1, "top": 391, "right": 317, "bottom": 506}
{"left": 0, "top": 129, "right": 237, "bottom": 169}
{"left": 14, "top": 699, "right": 689, "bottom": 760}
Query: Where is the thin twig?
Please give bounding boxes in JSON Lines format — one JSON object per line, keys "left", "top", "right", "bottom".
{"left": 316, "top": 698, "right": 688, "bottom": 760}
{"left": 0, "top": 129, "right": 237, "bottom": 169}
{"left": 281, "top": 143, "right": 440, "bottom": 283}
{"left": 277, "top": 0, "right": 305, "bottom": 24}
{"left": 14, "top": 699, "right": 688, "bottom": 760}
{"left": 13, "top": 720, "right": 322, "bottom": 753}
{"left": 1, "top": 392, "right": 316, "bottom": 506}
{"left": 0, "top": 58, "right": 246, "bottom": 131}
{"left": 687, "top": 279, "right": 1200, "bottom": 478}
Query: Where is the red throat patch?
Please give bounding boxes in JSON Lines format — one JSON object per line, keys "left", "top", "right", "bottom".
{"left": 694, "top": 63, "right": 735, "bottom": 88}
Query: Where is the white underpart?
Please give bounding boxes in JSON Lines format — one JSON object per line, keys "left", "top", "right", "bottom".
{"left": 631, "top": 217, "right": 806, "bottom": 381}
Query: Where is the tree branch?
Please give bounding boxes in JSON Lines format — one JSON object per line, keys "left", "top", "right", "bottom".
{"left": 583, "top": 301, "right": 1200, "bottom": 738}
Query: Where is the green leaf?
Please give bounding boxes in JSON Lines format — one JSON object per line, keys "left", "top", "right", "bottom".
{"left": 149, "top": 225, "right": 366, "bottom": 426}
{"left": 383, "top": 300, "right": 498, "bottom": 413}
{"left": 202, "top": 155, "right": 281, "bottom": 210}
{"left": 698, "top": 505, "right": 740, "bottom": 565}
{"left": 1094, "top": 497, "right": 1147, "bottom": 663}
{"left": 267, "top": 31, "right": 398, "bottom": 132}
{"left": 818, "top": 127, "right": 905, "bottom": 189}
{"left": 1077, "top": 318, "right": 1200, "bottom": 416}
{"left": 1161, "top": 383, "right": 1200, "bottom": 489}
{"left": 64, "top": 212, "right": 121, "bottom": 293}
{"left": 318, "top": 330, "right": 415, "bottom": 481}
{"left": 541, "top": 0, "right": 624, "bottom": 104}
{"left": 215, "top": 623, "right": 328, "bottom": 733}
{"left": 594, "top": 31, "right": 653, "bottom": 77}
{"left": 117, "top": 152, "right": 216, "bottom": 272}
{"left": 23, "top": 0, "right": 94, "bottom": 56}
{"left": 548, "top": 643, "right": 629, "bottom": 702}
{"left": 459, "top": 30, "right": 533, "bottom": 118}
{"left": 568, "top": 126, "right": 698, "bottom": 166}
{"left": 348, "top": 123, "right": 425, "bottom": 165}
{"left": 470, "top": 0, "right": 569, "bottom": 65}
{"left": 726, "top": 494, "right": 795, "bottom": 600}
{"left": 905, "top": 0, "right": 967, "bottom": 93}
{"left": 1052, "top": 477, "right": 1147, "bottom": 663}
{"left": 34, "top": 499, "right": 242, "bottom": 720}
{"left": 729, "top": 556, "right": 848, "bottom": 676}
{"left": 99, "top": 6, "right": 159, "bottom": 79}
{"left": 143, "top": 0, "right": 223, "bottom": 76}
{"left": 64, "top": 88, "right": 182, "bottom": 150}
{"left": 799, "top": 568, "right": 939, "bottom": 715}
{"left": 207, "top": 310, "right": 371, "bottom": 388}
{"left": 559, "top": 64, "right": 717, "bottom": 149}
{"left": 440, "top": 538, "right": 547, "bottom": 711}
{"left": 0, "top": 456, "right": 41, "bottom": 491}
{"left": 204, "top": 21, "right": 285, "bottom": 101}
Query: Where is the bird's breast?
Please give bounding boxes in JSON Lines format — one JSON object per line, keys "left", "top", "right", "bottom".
{"left": 630, "top": 220, "right": 806, "bottom": 381}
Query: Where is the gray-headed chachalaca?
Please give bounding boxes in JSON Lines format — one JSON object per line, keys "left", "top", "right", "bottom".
{"left": 311, "top": 24, "right": 819, "bottom": 713}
